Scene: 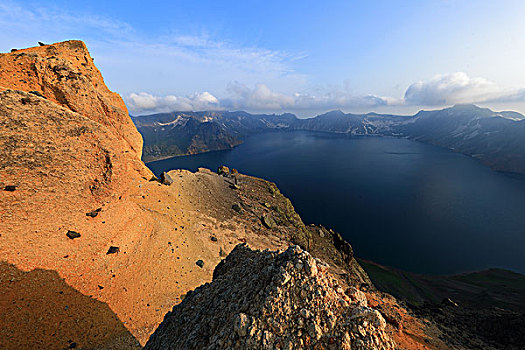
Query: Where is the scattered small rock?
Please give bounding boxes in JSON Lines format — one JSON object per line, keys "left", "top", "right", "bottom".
{"left": 196, "top": 260, "right": 204, "bottom": 268}
{"left": 38, "top": 41, "right": 46, "bottom": 46}
{"left": 86, "top": 208, "right": 102, "bottom": 217}
{"left": 4, "top": 185, "right": 16, "bottom": 191}
{"left": 300, "top": 308, "right": 312, "bottom": 318}
{"left": 160, "top": 172, "right": 173, "bottom": 185}
{"left": 347, "top": 287, "right": 368, "bottom": 306}
{"left": 66, "top": 230, "right": 81, "bottom": 239}
{"left": 232, "top": 204, "right": 242, "bottom": 213}
{"left": 210, "top": 236, "right": 218, "bottom": 242}
{"left": 442, "top": 298, "right": 459, "bottom": 308}
{"left": 106, "top": 246, "right": 120, "bottom": 255}
{"left": 261, "top": 214, "right": 276, "bottom": 229}
{"left": 29, "top": 90, "right": 45, "bottom": 98}
{"left": 217, "top": 165, "right": 230, "bottom": 176}
{"left": 234, "top": 313, "right": 250, "bottom": 337}
{"left": 10, "top": 48, "right": 17, "bottom": 52}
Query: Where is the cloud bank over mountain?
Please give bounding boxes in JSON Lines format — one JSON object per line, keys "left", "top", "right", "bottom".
{"left": 126, "top": 83, "right": 392, "bottom": 115}
{"left": 404, "top": 72, "right": 525, "bottom": 106}
{"left": 127, "top": 72, "right": 525, "bottom": 115}
{"left": 128, "top": 92, "right": 221, "bottom": 113}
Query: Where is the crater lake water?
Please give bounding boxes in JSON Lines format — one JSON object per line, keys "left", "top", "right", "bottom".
{"left": 147, "top": 131, "right": 525, "bottom": 275}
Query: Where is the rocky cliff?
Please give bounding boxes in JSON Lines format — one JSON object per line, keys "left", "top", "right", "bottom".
{"left": 1, "top": 41, "right": 446, "bottom": 349}
{"left": 145, "top": 245, "right": 394, "bottom": 350}
{"left": 1, "top": 41, "right": 142, "bottom": 157}
{"left": 132, "top": 112, "right": 243, "bottom": 162}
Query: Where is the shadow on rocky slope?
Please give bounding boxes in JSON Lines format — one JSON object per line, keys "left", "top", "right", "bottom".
{"left": 360, "top": 260, "right": 525, "bottom": 349}
{"left": 0, "top": 262, "right": 140, "bottom": 350}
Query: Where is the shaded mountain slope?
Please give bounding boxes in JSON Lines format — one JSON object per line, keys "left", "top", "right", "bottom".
{"left": 132, "top": 111, "right": 297, "bottom": 161}
{"left": 134, "top": 115, "right": 242, "bottom": 162}
{"left": 291, "top": 110, "right": 408, "bottom": 135}
{"left": 360, "top": 260, "right": 525, "bottom": 349}
{"left": 396, "top": 104, "right": 525, "bottom": 172}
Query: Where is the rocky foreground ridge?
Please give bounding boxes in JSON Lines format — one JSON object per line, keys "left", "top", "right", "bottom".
{"left": 145, "top": 245, "right": 394, "bottom": 350}
{"left": 0, "top": 41, "right": 471, "bottom": 350}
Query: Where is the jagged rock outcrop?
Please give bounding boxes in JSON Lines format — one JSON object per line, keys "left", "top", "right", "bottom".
{"left": 145, "top": 245, "right": 395, "bottom": 350}
{"left": 0, "top": 40, "right": 142, "bottom": 156}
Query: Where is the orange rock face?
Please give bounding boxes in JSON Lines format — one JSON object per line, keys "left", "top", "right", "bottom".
{"left": 0, "top": 40, "right": 142, "bottom": 157}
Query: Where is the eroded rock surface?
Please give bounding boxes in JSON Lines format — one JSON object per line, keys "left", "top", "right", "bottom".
{"left": 145, "top": 245, "right": 395, "bottom": 350}
{"left": 0, "top": 40, "right": 142, "bottom": 155}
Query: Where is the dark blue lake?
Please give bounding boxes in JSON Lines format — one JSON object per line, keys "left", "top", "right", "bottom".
{"left": 147, "top": 131, "right": 525, "bottom": 275}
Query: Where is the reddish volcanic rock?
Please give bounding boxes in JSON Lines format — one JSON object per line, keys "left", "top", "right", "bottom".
{"left": 0, "top": 40, "right": 142, "bottom": 156}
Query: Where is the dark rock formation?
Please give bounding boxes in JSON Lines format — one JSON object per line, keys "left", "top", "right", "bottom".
{"left": 160, "top": 172, "right": 173, "bottom": 185}
{"left": 86, "top": 208, "right": 102, "bottom": 217}
{"left": 106, "top": 246, "right": 120, "bottom": 255}
{"left": 66, "top": 230, "right": 81, "bottom": 239}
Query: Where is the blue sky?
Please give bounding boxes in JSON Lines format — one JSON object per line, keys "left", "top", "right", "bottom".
{"left": 1, "top": 0, "right": 525, "bottom": 116}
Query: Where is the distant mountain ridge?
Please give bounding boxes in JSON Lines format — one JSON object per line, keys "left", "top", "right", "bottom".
{"left": 132, "top": 105, "right": 525, "bottom": 173}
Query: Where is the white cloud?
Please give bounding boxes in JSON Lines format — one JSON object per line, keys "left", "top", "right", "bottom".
{"left": 223, "top": 82, "right": 296, "bottom": 110}
{"left": 126, "top": 83, "right": 394, "bottom": 114}
{"left": 127, "top": 92, "right": 221, "bottom": 114}
{"left": 403, "top": 72, "right": 525, "bottom": 106}
{"left": 127, "top": 71, "right": 525, "bottom": 115}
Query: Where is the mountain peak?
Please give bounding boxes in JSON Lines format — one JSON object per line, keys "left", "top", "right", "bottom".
{"left": 145, "top": 245, "right": 394, "bottom": 350}
{"left": 450, "top": 103, "right": 482, "bottom": 110}
{"left": 0, "top": 40, "right": 142, "bottom": 156}
{"left": 317, "top": 109, "right": 346, "bottom": 118}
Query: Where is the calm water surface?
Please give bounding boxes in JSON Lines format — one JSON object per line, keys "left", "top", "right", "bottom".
{"left": 148, "top": 131, "right": 525, "bottom": 274}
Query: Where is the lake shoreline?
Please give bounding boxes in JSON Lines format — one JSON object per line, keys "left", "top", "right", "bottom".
{"left": 146, "top": 130, "right": 525, "bottom": 275}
